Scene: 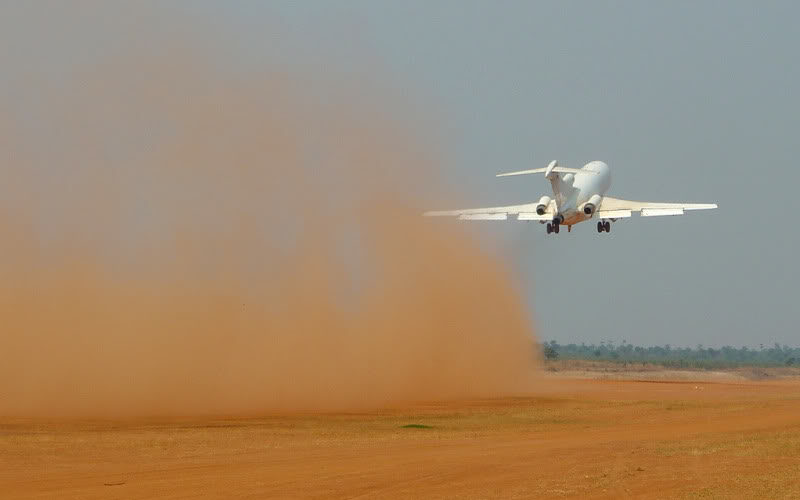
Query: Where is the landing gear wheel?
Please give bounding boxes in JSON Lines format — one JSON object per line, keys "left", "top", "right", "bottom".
{"left": 604, "top": 221, "right": 611, "bottom": 233}
{"left": 553, "top": 223, "right": 560, "bottom": 234}
{"left": 597, "top": 221, "right": 604, "bottom": 233}
{"left": 546, "top": 223, "right": 552, "bottom": 234}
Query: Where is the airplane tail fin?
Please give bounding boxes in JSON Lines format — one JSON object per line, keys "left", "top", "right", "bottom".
{"left": 496, "top": 160, "right": 580, "bottom": 207}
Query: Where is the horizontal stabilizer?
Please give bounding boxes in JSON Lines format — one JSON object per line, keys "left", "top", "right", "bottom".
{"left": 496, "top": 167, "right": 595, "bottom": 177}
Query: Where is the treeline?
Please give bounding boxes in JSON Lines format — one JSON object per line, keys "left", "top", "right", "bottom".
{"left": 540, "top": 341, "right": 800, "bottom": 369}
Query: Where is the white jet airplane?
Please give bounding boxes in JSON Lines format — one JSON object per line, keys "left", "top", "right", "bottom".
{"left": 424, "top": 160, "right": 717, "bottom": 234}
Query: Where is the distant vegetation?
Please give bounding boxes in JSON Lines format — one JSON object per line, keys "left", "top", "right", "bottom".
{"left": 540, "top": 340, "right": 799, "bottom": 369}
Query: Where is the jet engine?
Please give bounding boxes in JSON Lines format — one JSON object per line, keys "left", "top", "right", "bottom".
{"left": 582, "top": 194, "right": 603, "bottom": 215}
{"left": 536, "top": 195, "right": 551, "bottom": 215}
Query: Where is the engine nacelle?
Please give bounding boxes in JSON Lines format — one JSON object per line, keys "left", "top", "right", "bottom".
{"left": 536, "top": 195, "right": 551, "bottom": 215}
{"left": 582, "top": 194, "right": 603, "bottom": 215}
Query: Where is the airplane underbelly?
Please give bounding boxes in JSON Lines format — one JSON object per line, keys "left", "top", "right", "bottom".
{"left": 561, "top": 210, "right": 588, "bottom": 226}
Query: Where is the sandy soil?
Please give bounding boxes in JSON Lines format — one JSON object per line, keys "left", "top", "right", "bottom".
{"left": 2, "top": 376, "right": 800, "bottom": 499}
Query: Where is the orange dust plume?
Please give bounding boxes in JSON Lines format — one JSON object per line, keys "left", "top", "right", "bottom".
{"left": 0, "top": 6, "right": 539, "bottom": 417}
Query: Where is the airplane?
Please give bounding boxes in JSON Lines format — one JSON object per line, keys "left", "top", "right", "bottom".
{"left": 424, "top": 160, "right": 717, "bottom": 234}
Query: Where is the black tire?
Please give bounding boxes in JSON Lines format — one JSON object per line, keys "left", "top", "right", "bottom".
{"left": 554, "top": 223, "right": 560, "bottom": 234}
{"left": 604, "top": 221, "right": 611, "bottom": 233}
{"left": 597, "top": 221, "right": 603, "bottom": 233}
{"left": 546, "top": 223, "right": 552, "bottom": 234}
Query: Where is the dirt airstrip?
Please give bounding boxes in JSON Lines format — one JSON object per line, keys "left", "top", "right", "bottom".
{"left": 2, "top": 374, "right": 799, "bottom": 499}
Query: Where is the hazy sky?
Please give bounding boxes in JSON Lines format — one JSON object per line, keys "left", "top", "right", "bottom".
{"left": 211, "top": 1, "right": 798, "bottom": 348}
{"left": 235, "top": 1, "right": 798, "bottom": 348}
{"left": 4, "top": 2, "right": 799, "bottom": 348}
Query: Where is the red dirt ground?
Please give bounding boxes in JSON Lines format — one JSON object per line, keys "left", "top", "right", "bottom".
{"left": 2, "top": 376, "right": 799, "bottom": 499}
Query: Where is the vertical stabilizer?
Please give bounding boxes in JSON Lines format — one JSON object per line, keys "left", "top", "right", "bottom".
{"left": 545, "top": 160, "right": 571, "bottom": 206}
{"left": 544, "top": 160, "right": 558, "bottom": 178}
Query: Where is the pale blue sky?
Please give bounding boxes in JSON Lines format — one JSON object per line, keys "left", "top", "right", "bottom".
{"left": 3, "top": 2, "right": 798, "bottom": 347}
{"left": 211, "top": 1, "right": 798, "bottom": 347}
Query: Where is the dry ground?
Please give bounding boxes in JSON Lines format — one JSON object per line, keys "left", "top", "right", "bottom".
{"left": 543, "top": 359, "right": 800, "bottom": 381}
{"left": 2, "top": 374, "right": 800, "bottom": 499}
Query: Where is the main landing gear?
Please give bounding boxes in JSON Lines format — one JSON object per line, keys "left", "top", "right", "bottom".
{"left": 546, "top": 221, "right": 560, "bottom": 234}
{"left": 597, "top": 220, "right": 611, "bottom": 233}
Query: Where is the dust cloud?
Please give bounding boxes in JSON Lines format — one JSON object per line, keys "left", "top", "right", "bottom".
{"left": 0, "top": 6, "right": 538, "bottom": 417}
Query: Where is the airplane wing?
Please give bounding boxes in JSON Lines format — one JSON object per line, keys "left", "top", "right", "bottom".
{"left": 424, "top": 202, "right": 554, "bottom": 221}
{"left": 597, "top": 197, "right": 717, "bottom": 218}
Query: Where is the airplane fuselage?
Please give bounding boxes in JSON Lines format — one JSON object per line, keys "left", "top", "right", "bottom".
{"left": 549, "top": 160, "right": 612, "bottom": 226}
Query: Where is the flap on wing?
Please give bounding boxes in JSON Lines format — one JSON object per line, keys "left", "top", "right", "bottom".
{"left": 600, "top": 196, "right": 717, "bottom": 213}
{"left": 458, "top": 213, "right": 507, "bottom": 220}
{"left": 596, "top": 209, "right": 632, "bottom": 219}
{"left": 517, "top": 213, "right": 551, "bottom": 221}
{"left": 642, "top": 208, "right": 684, "bottom": 217}
{"left": 424, "top": 202, "right": 539, "bottom": 217}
